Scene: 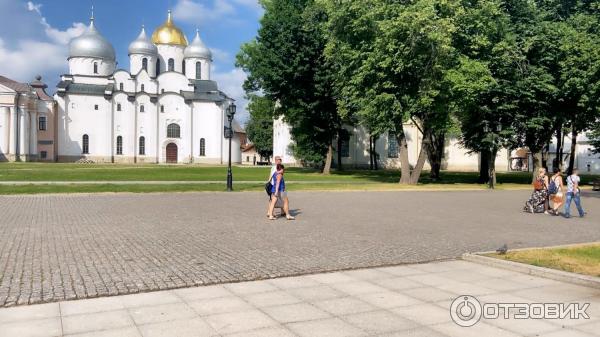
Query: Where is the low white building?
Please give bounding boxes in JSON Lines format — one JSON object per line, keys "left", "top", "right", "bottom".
{"left": 273, "top": 119, "right": 600, "bottom": 174}
{"left": 54, "top": 11, "right": 241, "bottom": 164}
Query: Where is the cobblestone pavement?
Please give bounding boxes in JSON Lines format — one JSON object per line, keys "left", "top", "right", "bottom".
{"left": 1, "top": 260, "right": 599, "bottom": 337}
{"left": 0, "top": 190, "right": 598, "bottom": 307}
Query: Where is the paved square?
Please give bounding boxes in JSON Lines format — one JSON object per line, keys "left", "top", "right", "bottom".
{"left": 0, "top": 190, "right": 598, "bottom": 306}
{"left": 0, "top": 260, "right": 598, "bottom": 337}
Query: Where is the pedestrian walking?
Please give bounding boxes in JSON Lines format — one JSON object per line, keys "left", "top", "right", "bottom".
{"left": 266, "top": 156, "right": 283, "bottom": 217}
{"left": 564, "top": 168, "right": 585, "bottom": 218}
{"left": 548, "top": 167, "right": 564, "bottom": 216}
{"left": 524, "top": 168, "right": 549, "bottom": 214}
{"left": 268, "top": 164, "right": 295, "bottom": 221}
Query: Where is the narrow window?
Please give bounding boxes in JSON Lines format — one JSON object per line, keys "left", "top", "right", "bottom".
{"left": 140, "top": 84, "right": 145, "bottom": 92}
{"left": 38, "top": 116, "right": 47, "bottom": 131}
{"left": 182, "top": 60, "right": 186, "bottom": 74}
{"left": 139, "top": 136, "right": 145, "bottom": 155}
{"left": 117, "top": 103, "right": 121, "bottom": 111}
{"left": 246, "top": 156, "right": 249, "bottom": 162}
{"left": 156, "top": 59, "right": 161, "bottom": 75}
{"left": 93, "top": 62, "right": 98, "bottom": 74}
{"left": 387, "top": 132, "right": 398, "bottom": 158}
{"left": 142, "top": 58, "right": 148, "bottom": 71}
{"left": 167, "top": 123, "right": 180, "bottom": 138}
{"left": 199, "top": 138, "right": 206, "bottom": 156}
{"left": 195, "top": 62, "right": 201, "bottom": 79}
{"left": 140, "top": 104, "right": 145, "bottom": 113}
{"left": 340, "top": 134, "right": 350, "bottom": 158}
{"left": 94, "top": 104, "right": 98, "bottom": 110}
{"left": 168, "top": 58, "right": 175, "bottom": 72}
{"left": 40, "top": 151, "right": 47, "bottom": 159}
{"left": 116, "top": 136, "right": 123, "bottom": 155}
{"left": 160, "top": 105, "right": 164, "bottom": 113}
{"left": 161, "top": 89, "right": 165, "bottom": 94}
{"left": 82, "top": 134, "right": 89, "bottom": 154}
{"left": 119, "top": 83, "right": 124, "bottom": 91}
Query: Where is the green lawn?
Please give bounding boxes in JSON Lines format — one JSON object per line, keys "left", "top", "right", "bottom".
{"left": 487, "top": 244, "right": 600, "bottom": 278}
{"left": 0, "top": 162, "right": 597, "bottom": 194}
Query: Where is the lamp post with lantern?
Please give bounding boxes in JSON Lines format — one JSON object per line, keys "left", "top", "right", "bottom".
{"left": 225, "top": 103, "right": 236, "bottom": 191}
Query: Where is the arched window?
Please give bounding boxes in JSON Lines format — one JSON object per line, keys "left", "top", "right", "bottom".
{"left": 199, "top": 138, "right": 206, "bottom": 156}
{"left": 167, "top": 123, "right": 180, "bottom": 138}
{"left": 156, "top": 59, "right": 161, "bottom": 75}
{"left": 82, "top": 134, "right": 89, "bottom": 154}
{"left": 140, "top": 104, "right": 145, "bottom": 113}
{"left": 142, "top": 58, "right": 148, "bottom": 71}
{"left": 119, "top": 83, "right": 123, "bottom": 91}
{"left": 116, "top": 136, "right": 123, "bottom": 155}
{"left": 140, "top": 84, "right": 145, "bottom": 92}
{"left": 93, "top": 62, "right": 98, "bottom": 74}
{"left": 117, "top": 103, "right": 121, "bottom": 111}
{"left": 195, "top": 62, "right": 201, "bottom": 79}
{"left": 139, "top": 136, "right": 145, "bottom": 155}
{"left": 387, "top": 132, "right": 398, "bottom": 158}
{"left": 168, "top": 58, "right": 174, "bottom": 72}
{"left": 160, "top": 105, "right": 164, "bottom": 113}
{"left": 182, "top": 60, "right": 186, "bottom": 74}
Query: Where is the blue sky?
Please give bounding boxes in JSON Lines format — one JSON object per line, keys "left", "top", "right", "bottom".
{"left": 0, "top": 0, "right": 262, "bottom": 121}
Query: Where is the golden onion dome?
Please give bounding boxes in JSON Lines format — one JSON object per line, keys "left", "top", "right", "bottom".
{"left": 151, "top": 10, "right": 188, "bottom": 46}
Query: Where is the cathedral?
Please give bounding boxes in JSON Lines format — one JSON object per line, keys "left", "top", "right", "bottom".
{"left": 54, "top": 11, "right": 242, "bottom": 164}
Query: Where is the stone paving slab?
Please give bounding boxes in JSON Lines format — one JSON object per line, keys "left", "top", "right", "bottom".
{"left": 0, "top": 260, "right": 598, "bottom": 337}
{"left": 0, "top": 190, "right": 598, "bottom": 307}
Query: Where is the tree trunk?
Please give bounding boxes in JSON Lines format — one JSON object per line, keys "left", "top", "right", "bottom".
{"left": 369, "top": 136, "right": 373, "bottom": 170}
{"left": 322, "top": 143, "right": 333, "bottom": 175}
{"left": 531, "top": 151, "right": 542, "bottom": 183}
{"left": 555, "top": 125, "right": 563, "bottom": 170}
{"left": 398, "top": 129, "right": 412, "bottom": 184}
{"left": 409, "top": 143, "right": 428, "bottom": 184}
{"left": 478, "top": 150, "right": 490, "bottom": 184}
{"left": 425, "top": 131, "right": 445, "bottom": 181}
{"left": 488, "top": 149, "right": 498, "bottom": 189}
{"left": 373, "top": 136, "right": 379, "bottom": 171}
{"left": 567, "top": 128, "right": 578, "bottom": 175}
{"left": 336, "top": 134, "right": 343, "bottom": 171}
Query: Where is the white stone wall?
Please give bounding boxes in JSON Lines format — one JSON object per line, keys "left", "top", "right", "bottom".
{"left": 157, "top": 45, "right": 185, "bottom": 74}
{"left": 130, "top": 54, "right": 157, "bottom": 78}
{"left": 184, "top": 58, "right": 211, "bottom": 80}
{"left": 0, "top": 106, "right": 9, "bottom": 158}
{"left": 273, "top": 116, "right": 297, "bottom": 165}
{"left": 157, "top": 72, "right": 188, "bottom": 93}
{"left": 192, "top": 101, "right": 223, "bottom": 163}
{"left": 69, "top": 57, "right": 115, "bottom": 77}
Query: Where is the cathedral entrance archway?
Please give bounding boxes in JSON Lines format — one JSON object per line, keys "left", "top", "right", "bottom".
{"left": 166, "top": 143, "right": 178, "bottom": 163}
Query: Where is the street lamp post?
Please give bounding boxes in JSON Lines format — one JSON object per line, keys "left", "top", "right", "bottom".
{"left": 226, "top": 103, "right": 236, "bottom": 191}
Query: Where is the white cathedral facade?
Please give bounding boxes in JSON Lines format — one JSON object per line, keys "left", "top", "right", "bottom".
{"left": 54, "top": 11, "right": 242, "bottom": 164}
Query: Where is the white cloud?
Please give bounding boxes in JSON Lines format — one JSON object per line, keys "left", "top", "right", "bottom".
{"left": 0, "top": 38, "right": 66, "bottom": 81}
{"left": 211, "top": 48, "right": 231, "bottom": 64}
{"left": 173, "top": 0, "right": 262, "bottom": 25}
{"left": 0, "top": 1, "right": 85, "bottom": 83}
{"left": 212, "top": 68, "right": 249, "bottom": 123}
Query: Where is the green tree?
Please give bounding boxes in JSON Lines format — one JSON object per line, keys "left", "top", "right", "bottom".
{"left": 245, "top": 95, "right": 275, "bottom": 160}
{"left": 236, "top": 0, "right": 341, "bottom": 173}
{"left": 327, "top": 0, "right": 458, "bottom": 184}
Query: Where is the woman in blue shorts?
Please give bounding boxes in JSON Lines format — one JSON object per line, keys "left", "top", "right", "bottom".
{"left": 268, "top": 164, "right": 295, "bottom": 220}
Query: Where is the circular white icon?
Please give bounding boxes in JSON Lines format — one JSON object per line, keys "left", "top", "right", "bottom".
{"left": 450, "top": 295, "right": 482, "bottom": 327}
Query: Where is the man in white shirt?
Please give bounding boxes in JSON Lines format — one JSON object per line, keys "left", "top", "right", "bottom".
{"left": 565, "top": 168, "right": 585, "bottom": 218}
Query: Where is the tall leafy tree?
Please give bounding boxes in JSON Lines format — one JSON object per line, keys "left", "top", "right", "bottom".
{"left": 327, "top": 0, "right": 458, "bottom": 184}
{"left": 236, "top": 0, "right": 341, "bottom": 173}
{"left": 245, "top": 95, "right": 275, "bottom": 160}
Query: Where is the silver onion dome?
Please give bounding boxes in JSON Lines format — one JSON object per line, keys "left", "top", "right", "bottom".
{"left": 69, "top": 19, "right": 116, "bottom": 61}
{"left": 128, "top": 26, "right": 158, "bottom": 56}
{"left": 184, "top": 30, "right": 212, "bottom": 60}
